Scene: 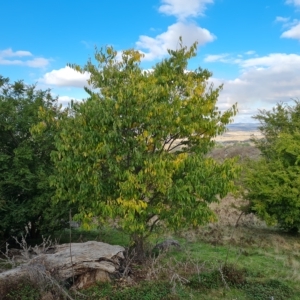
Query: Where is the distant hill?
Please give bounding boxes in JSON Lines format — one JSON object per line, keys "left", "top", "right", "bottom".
{"left": 227, "top": 123, "right": 259, "bottom": 132}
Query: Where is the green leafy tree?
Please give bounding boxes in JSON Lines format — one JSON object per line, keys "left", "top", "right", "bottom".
{"left": 51, "top": 41, "right": 239, "bottom": 255}
{"left": 244, "top": 101, "right": 300, "bottom": 231}
{"left": 0, "top": 76, "right": 70, "bottom": 238}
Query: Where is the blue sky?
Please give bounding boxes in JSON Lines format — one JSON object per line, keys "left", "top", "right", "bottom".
{"left": 1, "top": 0, "right": 300, "bottom": 123}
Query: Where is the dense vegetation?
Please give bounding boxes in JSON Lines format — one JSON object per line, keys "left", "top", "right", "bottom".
{"left": 243, "top": 102, "right": 300, "bottom": 231}
{"left": 1, "top": 41, "right": 300, "bottom": 299}
{"left": 0, "top": 76, "right": 71, "bottom": 238}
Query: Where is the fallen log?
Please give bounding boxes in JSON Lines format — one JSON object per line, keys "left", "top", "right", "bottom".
{"left": 0, "top": 241, "right": 125, "bottom": 296}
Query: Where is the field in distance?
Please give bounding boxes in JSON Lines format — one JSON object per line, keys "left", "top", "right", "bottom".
{"left": 215, "top": 123, "right": 263, "bottom": 143}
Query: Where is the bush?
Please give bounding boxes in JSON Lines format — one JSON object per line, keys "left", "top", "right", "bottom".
{"left": 0, "top": 76, "right": 73, "bottom": 238}
{"left": 243, "top": 101, "right": 300, "bottom": 231}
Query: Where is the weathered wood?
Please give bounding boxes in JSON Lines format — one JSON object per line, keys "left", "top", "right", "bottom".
{"left": 0, "top": 241, "right": 125, "bottom": 295}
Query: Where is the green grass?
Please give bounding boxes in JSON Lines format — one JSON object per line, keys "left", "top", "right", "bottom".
{"left": 2, "top": 220, "right": 300, "bottom": 299}
{"left": 69, "top": 225, "right": 300, "bottom": 299}
{"left": 52, "top": 225, "right": 130, "bottom": 247}
{"left": 80, "top": 281, "right": 187, "bottom": 300}
{"left": 2, "top": 280, "right": 40, "bottom": 300}
{"left": 116, "top": 225, "right": 300, "bottom": 298}
{"left": 50, "top": 223, "right": 300, "bottom": 299}
{"left": 78, "top": 269, "right": 297, "bottom": 300}
{"left": 177, "top": 241, "right": 287, "bottom": 279}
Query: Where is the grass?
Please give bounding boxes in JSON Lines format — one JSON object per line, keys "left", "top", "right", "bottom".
{"left": 2, "top": 231, "right": 300, "bottom": 299}
{"left": 75, "top": 251, "right": 299, "bottom": 299}
{"left": 52, "top": 221, "right": 299, "bottom": 299}
{"left": 50, "top": 224, "right": 131, "bottom": 247}
{"left": 2, "top": 279, "right": 40, "bottom": 300}
{"left": 6, "top": 203, "right": 297, "bottom": 299}
{"left": 81, "top": 281, "right": 186, "bottom": 300}
{"left": 210, "top": 143, "right": 261, "bottom": 162}
{"left": 3, "top": 208, "right": 300, "bottom": 299}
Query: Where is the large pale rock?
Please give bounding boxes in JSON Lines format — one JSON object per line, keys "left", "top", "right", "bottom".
{"left": 0, "top": 241, "right": 125, "bottom": 295}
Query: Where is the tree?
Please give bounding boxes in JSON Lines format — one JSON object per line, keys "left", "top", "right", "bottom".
{"left": 0, "top": 76, "right": 70, "bottom": 238}
{"left": 51, "top": 41, "right": 239, "bottom": 256}
{"left": 243, "top": 101, "right": 300, "bottom": 231}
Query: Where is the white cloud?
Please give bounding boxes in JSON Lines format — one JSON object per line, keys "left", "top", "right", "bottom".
{"left": 134, "top": 0, "right": 216, "bottom": 61}
{"left": 137, "top": 22, "right": 215, "bottom": 61}
{"left": 245, "top": 50, "right": 256, "bottom": 55}
{"left": 281, "top": 22, "right": 300, "bottom": 40}
{"left": 0, "top": 48, "right": 32, "bottom": 58}
{"left": 205, "top": 52, "right": 300, "bottom": 69}
{"left": 286, "top": 0, "right": 300, "bottom": 6}
{"left": 204, "top": 53, "right": 242, "bottom": 64}
{"left": 278, "top": 2, "right": 300, "bottom": 39}
{"left": 0, "top": 59, "right": 24, "bottom": 66}
{"left": 0, "top": 48, "right": 50, "bottom": 68}
{"left": 204, "top": 54, "right": 229, "bottom": 62}
{"left": 240, "top": 53, "right": 300, "bottom": 68}
{"left": 210, "top": 53, "right": 300, "bottom": 122}
{"left": 159, "top": 0, "right": 213, "bottom": 20}
{"left": 26, "top": 58, "right": 50, "bottom": 68}
{"left": 58, "top": 95, "right": 82, "bottom": 107}
{"left": 40, "top": 66, "right": 90, "bottom": 87}
{"left": 275, "top": 16, "right": 290, "bottom": 23}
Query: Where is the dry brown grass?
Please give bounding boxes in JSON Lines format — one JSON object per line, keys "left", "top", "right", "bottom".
{"left": 185, "top": 191, "right": 300, "bottom": 257}
{"left": 210, "top": 144, "right": 261, "bottom": 161}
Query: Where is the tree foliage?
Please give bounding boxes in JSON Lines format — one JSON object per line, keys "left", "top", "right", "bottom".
{"left": 0, "top": 76, "right": 69, "bottom": 238}
{"left": 51, "top": 42, "right": 239, "bottom": 251}
{"left": 244, "top": 101, "right": 300, "bottom": 231}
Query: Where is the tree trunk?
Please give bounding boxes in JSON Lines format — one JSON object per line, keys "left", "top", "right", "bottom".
{"left": 28, "top": 220, "right": 40, "bottom": 239}
{"left": 131, "top": 234, "right": 146, "bottom": 261}
{"left": 0, "top": 241, "right": 125, "bottom": 296}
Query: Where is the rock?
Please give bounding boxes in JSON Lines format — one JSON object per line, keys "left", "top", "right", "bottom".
{"left": 153, "top": 239, "right": 181, "bottom": 252}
